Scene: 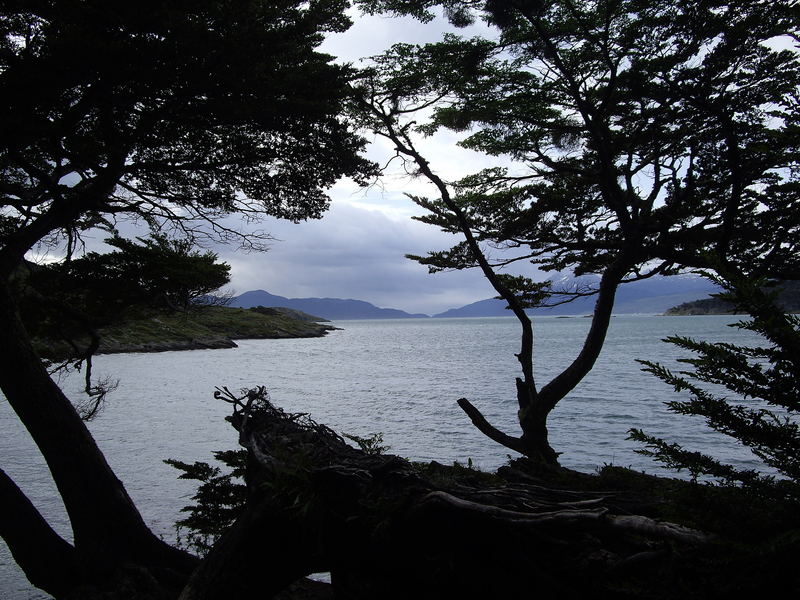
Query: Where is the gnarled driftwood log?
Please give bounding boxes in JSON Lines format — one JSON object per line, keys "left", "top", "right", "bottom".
{"left": 180, "top": 387, "right": 714, "bottom": 600}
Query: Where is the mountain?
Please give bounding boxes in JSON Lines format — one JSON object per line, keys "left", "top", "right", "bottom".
{"left": 230, "top": 290, "right": 429, "bottom": 320}
{"left": 434, "top": 275, "right": 721, "bottom": 318}
{"left": 230, "top": 275, "right": 725, "bottom": 320}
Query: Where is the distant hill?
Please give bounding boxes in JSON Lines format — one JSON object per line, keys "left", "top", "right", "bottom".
{"left": 230, "top": 290, "right": 429, "bottom": 320}
{"left": 665, "top": 280, "right": 800, "bottom": 315}
{"left": 230, "top": 276, "right": 727, "bottom": 320}
{"left": 434, "top": 275, "right": 721, "bottom": 317}
{"left": 664, "top": 297, "right": 735, "bottom": 316}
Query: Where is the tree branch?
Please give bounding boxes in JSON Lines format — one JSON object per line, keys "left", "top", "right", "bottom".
{"left": 457, "top": 398, "right": 525, "bottom": 455}
{"left": 538, "top": 251, "right": 634, "bottom": 411}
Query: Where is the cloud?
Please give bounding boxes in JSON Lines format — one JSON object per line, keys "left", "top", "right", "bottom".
{"left": 29, "top": 13, "right": 527, "bottom": 317}
{"left": 216, "top": 198, "right": 500, "bottom": 315}
{"left": 209, "top": 11, "right": 518, "bottom": 315}
{"left": 322, "top": 9, "right": 495, "bottom": 63}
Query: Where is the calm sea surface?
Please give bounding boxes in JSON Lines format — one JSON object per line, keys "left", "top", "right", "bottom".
{"left": 1, "top": 315, "right": 767, "bottom": 598}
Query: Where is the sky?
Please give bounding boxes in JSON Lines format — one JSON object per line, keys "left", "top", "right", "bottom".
{"left": 207, "top": 9, "right": 509, "bottom": 316}
{"left": 26, "top": 8, "right": 517, "bottom": 316}
{"left": 26, "top": 8, "right": 800, "bottom": 316}
{"left": 239, "top": 10, "right": 797, "bottom": 316}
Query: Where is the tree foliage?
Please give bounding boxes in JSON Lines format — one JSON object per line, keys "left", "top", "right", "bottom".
{"left": 53, "top": 235, "right": 232, "bottom": 314}
{"left": 17, "top": 234, "right": 232, "bottom": 382}
{"left": 0, "top": 2, "right": 376, "bottom": 597}
{"left": 165, "top": 450, "right": 248, "bottom": 556}
{"left": 630, "top": 271, "right": 800, "bottom": 503}
{"left": 0, "top": 0, "right": 376, "bottom": 271}
{"left": 356, "top": 0, "right": 800, "bottom": 463}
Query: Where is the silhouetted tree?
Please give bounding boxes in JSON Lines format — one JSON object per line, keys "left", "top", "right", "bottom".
{"left": 631, "top": 269, "right": 800, "bottom": 503}
{"left": 0, "top": 1, "right": 374, "bottom": 596}
{"left": 357, "top": 0, "right": 800, "bottom": 464}
{"left": 56, "top": 234, "right": 232, "bottom": 314}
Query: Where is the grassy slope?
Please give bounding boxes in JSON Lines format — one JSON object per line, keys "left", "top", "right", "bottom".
{"left": 36, "top": 306, "right": 335, "bottom": 358}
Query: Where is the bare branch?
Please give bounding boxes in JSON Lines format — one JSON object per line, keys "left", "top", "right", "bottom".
{"left": 457, "top": 398, "right": 525, "bottom": 455}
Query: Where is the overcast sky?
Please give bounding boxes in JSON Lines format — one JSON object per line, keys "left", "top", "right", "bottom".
{"left": 28, "top": 10, "right": 511, "bottom": 316}
{"left": 207, "top": 9, "right": 512, "bottom": 316}
{"left": 31, "top": 9, "right": 797, "bottom": 316}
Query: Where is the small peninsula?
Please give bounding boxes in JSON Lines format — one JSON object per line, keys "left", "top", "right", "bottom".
{"left": 665, "top": 280, "right": 800, "bottom": 315}
{"left": 34, "top": 305, "right": 335, "bottom": 359}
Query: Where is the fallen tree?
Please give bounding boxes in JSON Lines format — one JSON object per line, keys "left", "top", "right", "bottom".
{"left": 172, "top": 386, "right": 800, "bottom": 600}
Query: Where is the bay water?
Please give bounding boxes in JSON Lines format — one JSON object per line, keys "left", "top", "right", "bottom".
{"left": 1, "top": 314, "right": 767, "bottom": 598}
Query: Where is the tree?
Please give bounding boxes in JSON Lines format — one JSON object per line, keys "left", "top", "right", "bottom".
{"left": 630, "top": 269, "right": 800, "bottom": 503}
{"left": 17, "top": 235, "right": 232, "bottom": 413}
{"left": 173, "top": 386, "right": 723, "bottom": 600}
{"left": 356, "top": 0, "right": 800, "bottom": 464}
{"left": 54, "top": 234, "right": 233, "bottom": 314}
{"left": 0, "top": 1, "right": 374, "bottom": 597}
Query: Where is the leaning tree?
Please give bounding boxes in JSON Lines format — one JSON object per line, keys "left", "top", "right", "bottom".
{"left": 0, "top": 1, "right": 374, "bottom": 597}
{"left": 356, "top": 0, "right": 800, "bottom": 464}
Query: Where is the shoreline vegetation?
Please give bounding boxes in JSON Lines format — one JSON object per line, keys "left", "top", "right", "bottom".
{"left": 33, "top": 305, "right": 336, "bottom": 359}
{"left": 2, "top": 2, "right": 798, "bottom": 598}
{"left": 665, "top": 281, "right": 800, "bottom": 315}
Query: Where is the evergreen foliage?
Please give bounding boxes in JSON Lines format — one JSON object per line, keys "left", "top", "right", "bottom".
{"left": 0, "top": 2, "right": 376, "bottom": 596}
{"left": 18, "top": 235, "right": 232, "bottom": 370}
{"left": 1, "top": 0, "right": 376, "bottom": 267}
{"left": 360, "top": 0, "right": 800, "bottom": 282}
{"left": 167, "top": 430, "right": 390, "bottom": 554}
{"left": 356, "top": 0, "right": 800, "bottom": 462}
{"left": 165, "top": 450, "right": 248, "bottom": 556}
{"left": 630, "top": 272, "right": 800, "bottom": 502}
{"left": 52, "top": 234, "right": 231, "bottom": 314}
{"left": 342, "top": 431, "right": 390, "bottom": 455}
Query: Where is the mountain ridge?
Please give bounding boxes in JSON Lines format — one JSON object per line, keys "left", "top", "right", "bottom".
{"left": 230, "top": 290, "right": 429, "bottom": 320}
{"left": 433, "top": 275, "right": 721, "bottom": 317}
{"left": 230, "top": 275, "right": 723, "bottom": 320}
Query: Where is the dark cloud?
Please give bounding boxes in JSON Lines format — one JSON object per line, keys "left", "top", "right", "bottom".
{"left": 28, "top": 15, "right": 522, "bottom": 316}
{"left": 218, "top": 200, "right": 500, "bottom": 315}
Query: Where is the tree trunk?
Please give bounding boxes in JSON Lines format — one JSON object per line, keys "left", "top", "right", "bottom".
{"left": 178, "top": 473, "right": 329, "bottom": 600}
{"left": 0, "top": 275, "right": 195, "bottom": 594}
{"left": 0, "top": 468, "right": 80, "bottom": 597}
{"left": 517, "top": 387, "right": 560, "bottom": 466}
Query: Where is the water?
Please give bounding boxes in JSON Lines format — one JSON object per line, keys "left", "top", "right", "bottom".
{"left": 0, "top": 314, "right": 767, "bottom": 598}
